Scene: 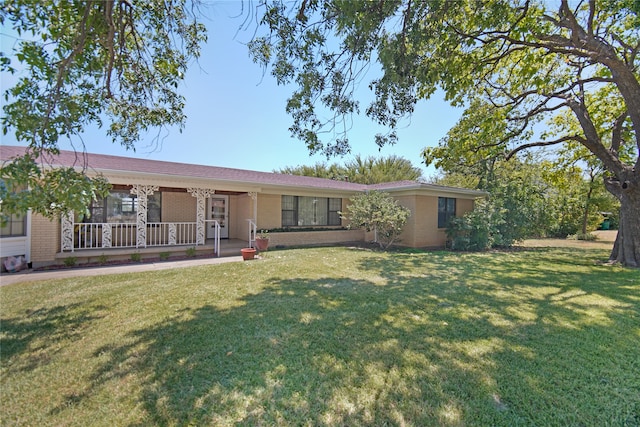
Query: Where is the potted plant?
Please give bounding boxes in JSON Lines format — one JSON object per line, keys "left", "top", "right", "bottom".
{"left": 241, "top": 247, "right": 256, "bottom": 260}
{"left": 254, "top": 229, "right": 270, "bottom": 251}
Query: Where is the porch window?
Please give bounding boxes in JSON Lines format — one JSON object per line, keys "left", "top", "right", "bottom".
{"left": 1, "top": 212, "right": 26, "bottom": 237}
{"left": 282, "top": 196, "right": 342, "bottom": 227}
{"left": 85, "top": 190, "right": 161, "bottom": 223}
{"left": 438, "top": 197, "right": 456, "bottom": 228}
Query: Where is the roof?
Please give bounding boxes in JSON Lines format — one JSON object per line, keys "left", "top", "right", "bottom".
{"left": 0, "top": 145, "right": 486, "bottom": 197}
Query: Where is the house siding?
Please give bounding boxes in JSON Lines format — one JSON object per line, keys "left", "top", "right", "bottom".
{"left": 414, "top": 195, "right": 445, "bottom": 247}
{"left": 0, "top": 237, "right": 28, "bottom": 257}
{"left": 393, "top": 195, "right": 477, "bottom": 248}
{"left": 269, "top": 229, "right": 365, "bottom": 247}
{"left": 256, "top": 193, "right": 281, "bottom": 230}
{"left": 232, "top": 193, "right": 253, "bottom": 240}
{"left": 31, "top": 214, "right": 59, "bottom": 268}
{"left": 162, "top": 192, "right": 196, "bottom": 222}
{"left": 394, "top": 195, "right": 419, "bottom": 247}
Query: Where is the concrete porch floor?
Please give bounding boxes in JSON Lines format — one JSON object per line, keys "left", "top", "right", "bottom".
{"left": 53, "top": 238, "right": 252, "bottom": 264}
{"left": 216, "top": 239, "right": 253, "bottom": 257}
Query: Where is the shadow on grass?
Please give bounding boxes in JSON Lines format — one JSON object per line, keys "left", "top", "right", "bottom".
{"left": 78, "top": 248, "right": 639, "bottom": 425}
{"left": 1, "top": 303, "right": 107, "bottom": 372}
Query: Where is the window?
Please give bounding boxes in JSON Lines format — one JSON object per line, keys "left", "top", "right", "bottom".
{"left": 281, "top": 196, "right": 342, "bottom": 227}
{"left": 85, "top": 190, "right": 161, "bottom": 223}
{"left": 1, "top": 213, "right": 26, "bottom": 237}
{"left": 438, "top": 197, "right": 456, "bottom": 228}
{"left": 1, "top": 180, "right": 27, "bottom": 237}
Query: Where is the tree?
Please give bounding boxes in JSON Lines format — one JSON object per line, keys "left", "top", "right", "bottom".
{"left": 276, "top": 161, "right": 346, "bottom": 180}
{"left": 341, "top": 190, "right": 410, "bottom": 250}
{"left": 437, "top": 156, "right": 553, "bottom": 243}
{"left": 344, "top": 155, "right": 423, "bottom": 184}
{"left": 1, "top": 0, "right": 207, "bottom": 218}
{"left": 250, "top": 1, "right": 640, "bottom": 266}
{"left": 276, "top": 154, "right": 423, "bottom": 183}
{"left": 433, "top": 154, "right": 620, "bottom": 241}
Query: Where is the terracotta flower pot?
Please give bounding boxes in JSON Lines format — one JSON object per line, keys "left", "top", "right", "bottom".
{"left": 241, "top": 248, "right": 256, "bottom": 261}
{"left": 254, "top": 237, "right": 269, "bottom": 251}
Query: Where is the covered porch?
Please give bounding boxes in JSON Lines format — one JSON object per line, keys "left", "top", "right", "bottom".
{"left": 60, "top": 183, "right": 261, "bottom": 258}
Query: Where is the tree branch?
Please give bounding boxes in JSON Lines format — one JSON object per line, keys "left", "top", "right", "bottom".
{"left": 105, "top": 0, "right": 115, "bottom": 98}
{"left": 505, "top": 135, "right": 583, "bottom": 160}
{"left": 610, "top": 111, "right": 628, "bottom": 156}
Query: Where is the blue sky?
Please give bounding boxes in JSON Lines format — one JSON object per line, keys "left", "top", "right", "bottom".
{"left": 0, "top": 1, "right": 461, "bottom": 179}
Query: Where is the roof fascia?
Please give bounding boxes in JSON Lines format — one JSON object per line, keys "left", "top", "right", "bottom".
{"left": 380, "top": 185, "right": 487, "bottom": 198}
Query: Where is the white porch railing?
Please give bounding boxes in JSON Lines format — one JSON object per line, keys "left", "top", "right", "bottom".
{"left": 72, "top": 223, "right": 137, "bottom": 250}
{"left": 67, "top": 221, "right": 220, "bottom": 256}
{"left": 247, "top": 219, "right": 257, "bottom": 248}
{"left": 205, "top": 220, "right": 221, "bottom": 258}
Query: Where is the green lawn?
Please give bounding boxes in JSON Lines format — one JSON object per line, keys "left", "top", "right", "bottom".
{"left": 1, "top": 247, "right": 639, "bottom": 426}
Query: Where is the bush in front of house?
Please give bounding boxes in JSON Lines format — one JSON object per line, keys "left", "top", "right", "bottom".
{"left": 342, "top": 191, "right": 411, "bottom": 250}
{"left": 446, "top": 198, "right": 505, "bottom": 251}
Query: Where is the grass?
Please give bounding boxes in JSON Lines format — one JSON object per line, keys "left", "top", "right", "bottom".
{"left": 1, "top": 246, "right": 639, "bottom": 426}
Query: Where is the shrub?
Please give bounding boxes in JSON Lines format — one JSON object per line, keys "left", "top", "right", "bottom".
{"left": 342, "top": 191, "right": 411, "bottom": 250}
{"left": 63, "top": 257, "right": 77, "bottom": 267}
{"left": 446, "top": 198, "right": 504, "bottom": 251}
{"left": 130, "top": 252, "right": 142, "bottom": 262}
{"left": 186, "top": 247, "right": 197, "bottom": 258}
{"left": 569, "top": 232, "right": 598, "bottom": 241}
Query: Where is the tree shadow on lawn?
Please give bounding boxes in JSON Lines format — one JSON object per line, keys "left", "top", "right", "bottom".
{"left": 1, "top": 303, "right": 108, "bottom": 373}
{"left": 359, "top": 248, "right": 640, "bottom": 425}
{"left": 80, "top": 248, "right": 639, "bottom": 426}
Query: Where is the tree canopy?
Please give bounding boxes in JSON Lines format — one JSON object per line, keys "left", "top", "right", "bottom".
{"left": 1, "top": 0, "right": 206, "bottom": 218}
{"left": 251, "top": 0, "right": 640, "bottom": 266}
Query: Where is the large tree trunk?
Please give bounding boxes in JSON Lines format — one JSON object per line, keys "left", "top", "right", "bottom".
{"left": 605, "top": 174, "right": 640, "bottom": 268}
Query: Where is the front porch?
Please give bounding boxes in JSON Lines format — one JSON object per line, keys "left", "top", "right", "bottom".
{"left": 59, "top": 183, "right": 261, "bottom": 260}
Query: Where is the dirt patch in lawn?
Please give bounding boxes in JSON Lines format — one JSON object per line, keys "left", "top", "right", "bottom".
{"left": 520, "top": 230, "right": 617, "bottom": 250}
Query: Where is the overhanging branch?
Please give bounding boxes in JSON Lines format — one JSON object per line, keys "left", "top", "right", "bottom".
{"left": 505, "top": 135, "right": 584, "bottom": 160}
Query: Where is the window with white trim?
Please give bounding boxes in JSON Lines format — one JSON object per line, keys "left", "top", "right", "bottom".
{"left": 1, "top": 213, "right": 26, "bottom": 237}
{"left": 0, "top": 180, "right": 27, "bottom": 237}
{"left": 281, "top": 196, "right": 342, "bottom": 226}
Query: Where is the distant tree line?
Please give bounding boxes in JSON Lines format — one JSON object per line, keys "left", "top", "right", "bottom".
{"left": 275, "top": 155, "right": 423, "bottom": 184}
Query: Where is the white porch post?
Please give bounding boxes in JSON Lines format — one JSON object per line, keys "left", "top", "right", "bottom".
{"left": 131, "top": 184, "right": 159, "bottom": 248}
{"left": 187, "top": 188, "right": 215, "bottom": 245}
{"left": 102, "top": 225, "right": 112, "bottom": 248}
{"left": 168, "top": 223, "right": 177, "bottom": 246}
{"left": 248, "top": 192, "right": 258, "bottom": 246}
{"left": 249, "top": 192, "right": 258, "bottom": 224}
{"left": 61, "top": 211, "right": 74, "bottom": 252}
{"left": 25, "top": 210, "right": 32, "bottom": 262}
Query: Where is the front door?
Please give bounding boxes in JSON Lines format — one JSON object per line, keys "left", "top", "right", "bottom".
{"left": 207, "top": 195, "right": 229, "bottom": 239}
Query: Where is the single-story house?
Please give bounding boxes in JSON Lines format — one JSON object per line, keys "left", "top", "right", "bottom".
{"left": 1, "top": 145, "right": 486, "bottom": 270}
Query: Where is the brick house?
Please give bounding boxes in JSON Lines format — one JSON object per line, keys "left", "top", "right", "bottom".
{"left": 1, "top": 145, "right": 485, "bottom": 269}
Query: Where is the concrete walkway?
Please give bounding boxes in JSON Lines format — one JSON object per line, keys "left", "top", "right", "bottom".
{"left": 0, "top": 256, "right": 245, "bottom": 286}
